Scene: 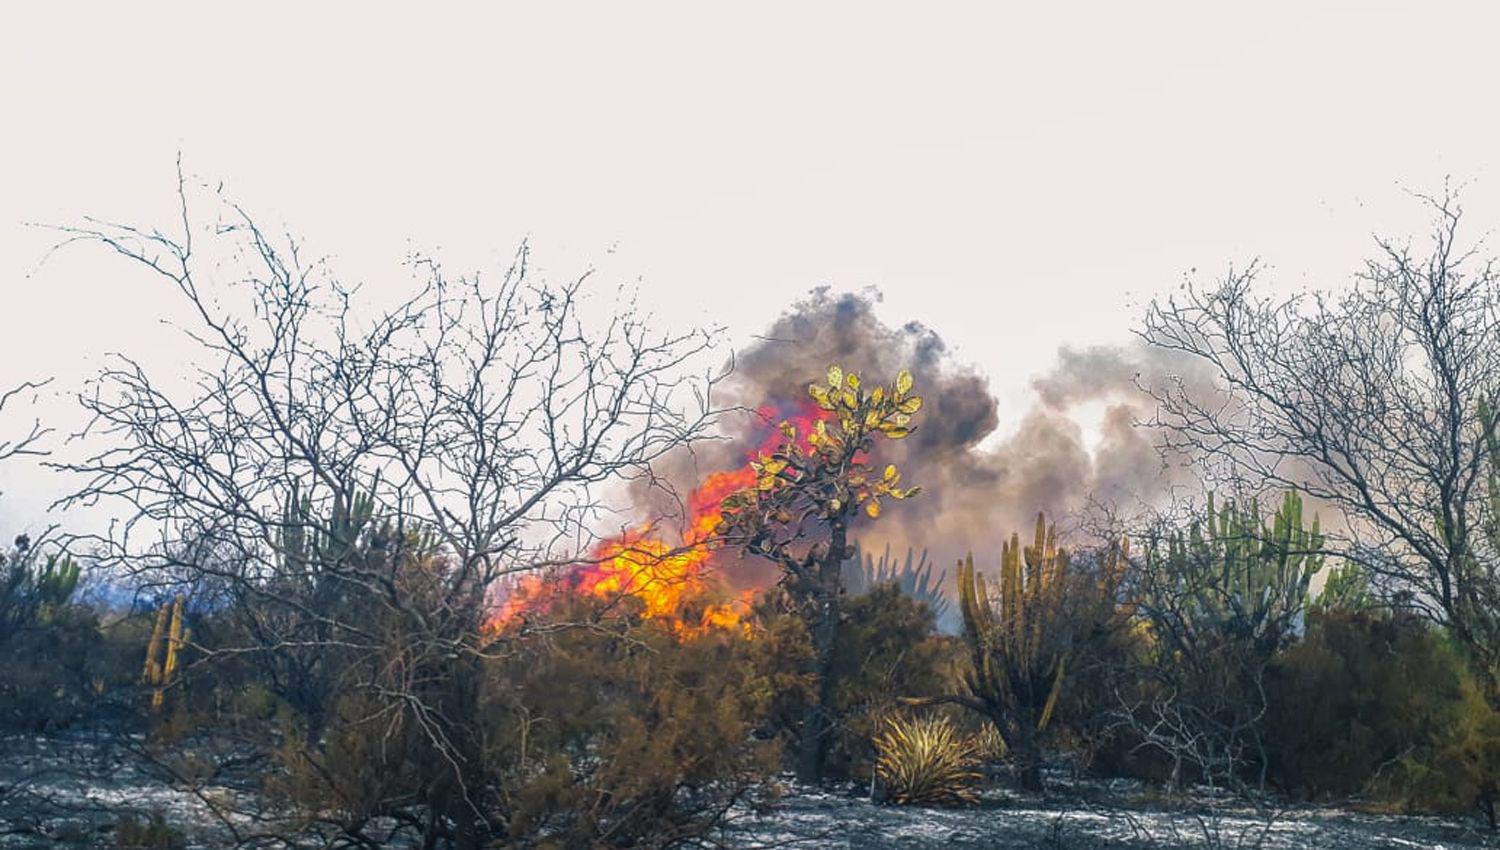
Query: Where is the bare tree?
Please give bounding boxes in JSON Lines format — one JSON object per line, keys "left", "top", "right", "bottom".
{"left": 0, "top": 379, "right": 51, "bottom": 469}
{"left": 1139, "top": 190, "right": 1500, "bottom": 692}
{"left": 47, "top": 177, "right": 722, "bottom": 847}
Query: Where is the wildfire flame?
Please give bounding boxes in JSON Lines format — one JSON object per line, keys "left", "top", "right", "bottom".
{"left": 490, "top": 400, "right": 828, "bottom": 639}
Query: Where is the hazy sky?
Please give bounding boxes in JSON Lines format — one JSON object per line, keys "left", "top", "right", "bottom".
{"left": 3, "top": 2, "right": 1500, "bottom": 529}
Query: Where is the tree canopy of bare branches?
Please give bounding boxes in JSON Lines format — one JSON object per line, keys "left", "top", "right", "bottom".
{"left": 45, "top": 179, "right": 723, "bottom": 847}
{"left": 0, "top": 379, "right": 52, "bottom": 469}
{"left": 1139, "top": 190, "right": 1500, "bottom": 690}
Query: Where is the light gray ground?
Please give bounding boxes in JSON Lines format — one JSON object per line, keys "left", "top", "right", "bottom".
{"left": 723, "top": 784, "right": 1500, "bottom": 849}
{"left": 3, "top": 732, "right": 1497, "bottom": 849}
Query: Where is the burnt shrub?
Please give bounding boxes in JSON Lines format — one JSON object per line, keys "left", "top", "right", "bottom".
{"left": 1267, "top": 608, "right": 1500, "bottom": 811}
{"left": 0, "top": 540, "right": 114, "bottom": 731}
{"left": 0, "top": 602, "right": 104, "bottom": 731}
{"left": 482, "top": 595, "right": 780, "bottom": 848}
{"left": 749, "top": 582, "right": 959, "bottom": 782}
{"left": 1053, "top": 613, "right": 1160, "bottom": 781}
{"left": 114, "top": 809, "right": 187, "bottom": 849}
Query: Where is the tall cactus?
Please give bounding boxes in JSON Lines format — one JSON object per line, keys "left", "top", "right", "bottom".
{"left": 1142, "top": 491, "right": 1323, "bottom": 661}
{"left": 1, "top": 538, "right": 82, "bottom": 641}
{"left": 30, "top": 553, "right": 80, "bottom": 607}
{"left": 142, "top": 594, "right": 189, "bottom": 712}
{"left": 955, "top": 513, "right": 1127, "bottom": 791}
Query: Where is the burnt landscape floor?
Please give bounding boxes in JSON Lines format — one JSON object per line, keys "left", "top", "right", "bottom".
{"left": 3, "top": 731, "right": 1498, "bottom": 849}
{"left": 725, "top": 783, "right": 1500, "bottom": 849}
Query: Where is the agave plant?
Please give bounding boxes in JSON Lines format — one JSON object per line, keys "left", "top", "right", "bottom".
{"left": 845, "top": 542, "right": 952, "bottom": 626}
{"left": 969, "top": 723, "right": 1008, "bottom": 763}
{"left": 873, "top": 712, "right": 981, "bottom": 806}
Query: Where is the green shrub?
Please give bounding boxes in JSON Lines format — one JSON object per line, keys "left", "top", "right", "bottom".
{"left": 830, "top": 584, "right": 959, "bottom": 778}
{"left": 749, "top": 582, "right": 959, "bottom": 782}
{"left": 1268, "top": 609, "right": 1500, "bottom": 812}
{"left": 483, "top": 595, "right": 780, "bottom": 847}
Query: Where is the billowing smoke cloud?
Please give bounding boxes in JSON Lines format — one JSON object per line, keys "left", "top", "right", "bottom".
{"left": 646, "top": 288, "right": 1209, "bottom": 582}
{"left": 1030, "top": 342, "right": 1218, "bottom": 519}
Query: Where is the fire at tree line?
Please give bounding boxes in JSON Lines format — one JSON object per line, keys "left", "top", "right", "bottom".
{"left": 2, "top": 187, "right": 1500, "bottom": 848}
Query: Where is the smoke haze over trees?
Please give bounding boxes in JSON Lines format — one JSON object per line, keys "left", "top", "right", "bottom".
{"left": 645, "top": 289, "right": 1210, "bottom": 588}
{"left": 0, "top": 178, "right": 1498, "bottom": 849}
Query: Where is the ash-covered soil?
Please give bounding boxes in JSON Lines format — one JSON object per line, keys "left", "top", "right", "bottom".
{"left": 0, "top": 729, "right": 271, "bottom": 848}
{"left": 3, "top": 731, "right": 1497, "bottom": 849}
{"left": 723, "top": 783, "right": 1500, "bottom": 849}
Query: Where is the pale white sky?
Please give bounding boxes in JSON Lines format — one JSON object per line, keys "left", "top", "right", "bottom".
{"left": 3, "top": 2, "right": 1500, "bottom": 529}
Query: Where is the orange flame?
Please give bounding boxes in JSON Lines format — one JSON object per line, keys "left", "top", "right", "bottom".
{"left": 489, "top": 400, "right": 828, "bottom": 639}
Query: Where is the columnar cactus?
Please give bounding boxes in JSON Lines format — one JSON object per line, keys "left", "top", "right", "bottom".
{"left": 956, "top": 513, "right": 1126, "bottom": 791}
{"left": 142, "top": 594, "right": 189, "bottom": 711}
{"left": 1143, "top": 491, "right": 1323, "bottom": 660}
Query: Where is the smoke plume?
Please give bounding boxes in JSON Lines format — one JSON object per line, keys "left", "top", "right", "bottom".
{"left": 649, "top": 289, "right": 1206, "bottom": 579}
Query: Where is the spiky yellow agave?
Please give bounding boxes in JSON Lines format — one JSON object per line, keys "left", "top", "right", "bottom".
{"left": 873, "top": 713, "right": 981, "bottom": 806}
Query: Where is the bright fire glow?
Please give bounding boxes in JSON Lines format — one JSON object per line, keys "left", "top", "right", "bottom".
{"left": 489, "top": 400, "right": 828, "bottom": 639}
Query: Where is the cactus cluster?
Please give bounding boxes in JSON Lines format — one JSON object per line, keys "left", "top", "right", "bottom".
{"left": 954, "top": 513, "right": 1128, "bottom": 790}
{"left": 1311, "top": 561, "right": 1371, "bottom": 614}
{"left": 1, "top": 536, "right": 81, "bottom": 637}
{"left": 1143, "top": 491, "right": 1323, "bottom": 657}
{"left": 279, "top": 483, "right": 377, "bottom": 571}
{"left": 141, "top": 595, "right": 189, "bottom": 711}
{"left": 276, "top": 481, "right": 446, "bottom": 624}
{"left": 28, "top": 552, "right": 81, "bottom": 607}
{"left": 3, "top": 534, "right": 81, "bottom": 603}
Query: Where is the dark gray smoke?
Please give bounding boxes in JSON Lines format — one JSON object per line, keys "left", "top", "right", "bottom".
{"left": 648, "top": 289, "right": 1206, "bottom": 578}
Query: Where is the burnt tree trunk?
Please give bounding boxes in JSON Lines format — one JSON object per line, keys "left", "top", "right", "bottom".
{"left": 429, "top": 654, "right": 491, "bottom": 850}
{"left": 995, "top": 711, "right": 1044, "bottom": 793}
{"left": 794, "top": 523, "right": 848, "bottom": 785}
